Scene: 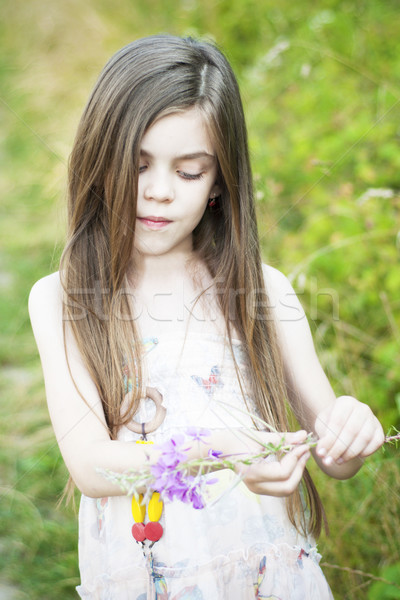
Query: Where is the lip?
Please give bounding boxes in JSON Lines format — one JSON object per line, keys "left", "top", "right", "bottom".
{"left": 137, "top": 216, "right": 172, "bottom": 230}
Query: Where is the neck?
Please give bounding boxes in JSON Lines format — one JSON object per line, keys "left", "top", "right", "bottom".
{"left": 130, "top": 250, "right": 195, "bottom": 289}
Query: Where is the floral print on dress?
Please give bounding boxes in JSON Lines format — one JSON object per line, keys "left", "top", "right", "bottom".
{"left": 254, "top": 557, "right": 282, "bottom": 600}
{"left": 96, "top": 497, "right": 109, "bottom": 538}
{"left": 297, "top": 548, "right": 310, "bottom": 569}
{"left": 153, "top": 575, "right": 204, "bottom": 600}
{"left": 191, "top": 365, "right": 223, "bottom": 397}
{"left": 154, "top": 574, "right": 168, "bottom": 599}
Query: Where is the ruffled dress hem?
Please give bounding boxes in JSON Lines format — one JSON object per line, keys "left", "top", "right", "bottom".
{"left": 77, "top": 541, "right": 333, "bottom": 599}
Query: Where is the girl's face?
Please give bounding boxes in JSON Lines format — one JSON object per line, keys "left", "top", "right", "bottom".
{"left": 134, "top": 107, "right": 220, "bottom": 260}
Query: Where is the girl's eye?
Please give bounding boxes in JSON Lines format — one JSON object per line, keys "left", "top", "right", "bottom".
{"left": 179, "top": 171, "right": 204, "bottom": 181}
{"left": 138, "top": 166, "right": 203, "bottom": 181}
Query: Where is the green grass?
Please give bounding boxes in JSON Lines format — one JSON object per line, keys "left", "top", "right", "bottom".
{"left": 1, "top": 1, "right": 399, "bottom": 598}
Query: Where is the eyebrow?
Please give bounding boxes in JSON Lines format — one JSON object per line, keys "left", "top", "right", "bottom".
{"left": 140, "top": 149, "right": 216, "bottom": 161}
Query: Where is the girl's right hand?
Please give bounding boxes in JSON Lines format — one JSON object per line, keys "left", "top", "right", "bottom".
{"left": 212, "top": 429, "right": 311, "bottom": 497}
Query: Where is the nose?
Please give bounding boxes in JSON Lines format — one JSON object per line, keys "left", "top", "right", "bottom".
{"left": 143, "top": 169, "right": 174, "bottom": 203}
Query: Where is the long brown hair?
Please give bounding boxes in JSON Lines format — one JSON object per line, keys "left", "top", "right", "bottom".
{"left": 60, "top": 34, "right": 325, "bottom": 536}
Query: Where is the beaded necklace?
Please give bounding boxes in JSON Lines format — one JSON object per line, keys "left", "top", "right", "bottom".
{"left": 126, "top": 387, "right": 167, "bottom": 588}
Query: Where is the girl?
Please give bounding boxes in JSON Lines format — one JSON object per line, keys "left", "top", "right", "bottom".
{"left": 29, "top": 35, "right": 384, "bottom": 599}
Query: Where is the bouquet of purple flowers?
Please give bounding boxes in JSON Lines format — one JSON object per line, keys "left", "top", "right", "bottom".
{"left": 100, "top": 427, "right": 317, "bottom": 509}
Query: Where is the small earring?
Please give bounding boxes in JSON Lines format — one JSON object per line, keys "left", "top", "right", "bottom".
{"left": 208, "top": 193, "right": 217, "bottom": 208}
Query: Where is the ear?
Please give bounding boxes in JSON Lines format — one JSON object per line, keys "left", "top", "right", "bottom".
{"left": 210, "top": 182, "right": 222, "bottom": 198}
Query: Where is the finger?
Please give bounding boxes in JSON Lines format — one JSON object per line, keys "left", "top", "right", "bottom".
{"left": 334, "top": 420, "right": 376, "bottom": 463}
{"left": 242, "top": 445, "right": 310, "bottom": 494}
{"left": 253, "top": 429, "right": 308, "bottom": 451}
{"left": 321, "top": 407, "right": 367, "bottom": 463}
{"left": 257, "top": 449, "right": 311, "bottom": 496}
{"left": 272, "top": 444, "right": 310, "bottom": 480}
{"left": 325, "top": 402, "right": 381, "bottom": 464}
{"left": 283, "top": 430, "right": 308, "bottom": 445}
{"left": 336, "top": 412, "right": 384, "bottom": 462}
{"left": 359, "top": 422, "right": 385, "bottom": 457}
{"left": 266, "top": 430, "right": 308, "bottom": 450}
{"left": 238, "top": 447, "right": 298, "bottom": 482}
{"left": 321, "top": 407, "right": 384, "bottom": 465}
{"left": 316, "top": 402, "right": 356, "bottom": 459}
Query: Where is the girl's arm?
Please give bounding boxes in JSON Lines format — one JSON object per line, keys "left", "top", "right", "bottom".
{"left": 29, "top": 272, "right": 310, "bottom": 498}
{"left": 29, "top": 272, "right": 164, "bottom": 497}
{"left": 263, "top": 264, "right": 384, "bottom": 479}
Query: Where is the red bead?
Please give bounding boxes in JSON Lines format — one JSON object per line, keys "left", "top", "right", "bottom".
{"left": 131, "top": 522, "right": 146, "bottom": 542}
{"left": 144, "top": 521, "right": 163, "bottom": 541}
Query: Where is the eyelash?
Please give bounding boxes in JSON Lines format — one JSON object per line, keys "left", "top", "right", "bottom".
{"left": 139, "top": 166, "right": 204, "bottom": 181}
{"left": 179, "top": 171, "right": 204, "bottom": 181}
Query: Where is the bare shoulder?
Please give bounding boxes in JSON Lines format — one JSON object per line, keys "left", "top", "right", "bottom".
{"left": 28, "top": 271, "right": 63, "bottom": 335}
{"left": 262, "top": 263, "right": 293, "bottom": 293}
{"left": 29, "top": 271, "right": 61, "bottom": 306}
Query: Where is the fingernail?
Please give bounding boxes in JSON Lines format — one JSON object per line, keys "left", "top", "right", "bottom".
{"left": 324, "top": 456, "right": 333, "bottom": 466}
{"left": 318, "top": 447, "right": 326, "bottom": 457}
{"left": 336, "top": 458, "right": 344, "bottom": 465}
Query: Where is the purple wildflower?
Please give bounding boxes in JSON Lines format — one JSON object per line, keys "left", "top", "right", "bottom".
{"left": 151, "top": 460, "right": 183, "bottom": 497}
{"left": 149, "top": 432, "right": 210, "bottom": 510}
{"left": 150, "top": 458, "right": 174, "bottom": 489}
{"left": 156, "top": 434, "right": 190, "bottom": 467}
{"left": 208, "top": 448, "right": 224, "bottom": 460}
{"left": 164, "top": 472, "right": 190, "bottom": 502}
{"left": 186, "top": 427, "right": 211, "bottom": 444}
{"left": 188, "top": 486, "right": 205, "bottom": 509}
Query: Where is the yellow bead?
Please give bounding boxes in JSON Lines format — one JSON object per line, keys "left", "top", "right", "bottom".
{"left": 131, "top": 494, "right": 146, "bottom": 523}
{"left": 148, "top": 492, "right": 163, "bottom": 522}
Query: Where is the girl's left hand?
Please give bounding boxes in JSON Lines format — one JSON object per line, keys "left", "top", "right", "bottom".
{"left": 315, "top": 395, "right": 385, "bottom": 467}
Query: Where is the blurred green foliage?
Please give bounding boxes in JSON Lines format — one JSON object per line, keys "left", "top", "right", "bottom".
{"left": 368, "top": 563, "right": 400, "bottom": 599}
{"left": 1, "top": 0, "right": 399, "bottom": 598}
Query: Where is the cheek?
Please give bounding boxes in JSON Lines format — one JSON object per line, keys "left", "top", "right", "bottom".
{"left": 180, "top": 202, "right": 208, "bottom": 236}
{"left": 136, "top": 178, "right": 145, "bottom": 198}
{"left": 191, "top": 195, "right": 209, "bottom": 222}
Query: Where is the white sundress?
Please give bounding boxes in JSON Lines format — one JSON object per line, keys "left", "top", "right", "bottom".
{"left": 76, "top": 331, "right": 334, "bottom": 599}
